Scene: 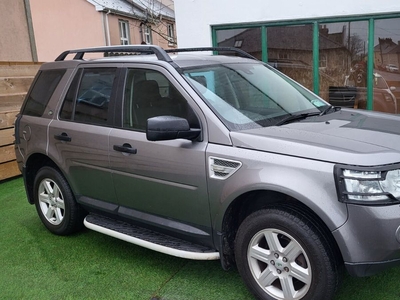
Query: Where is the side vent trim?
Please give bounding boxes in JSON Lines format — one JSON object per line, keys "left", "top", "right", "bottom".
{"left": 208, "top": 156, "right": 242, "bottom": 180}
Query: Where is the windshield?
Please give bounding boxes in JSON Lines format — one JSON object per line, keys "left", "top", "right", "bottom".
{"left": 183, "top": 63, "right": 329, "bottom": 130}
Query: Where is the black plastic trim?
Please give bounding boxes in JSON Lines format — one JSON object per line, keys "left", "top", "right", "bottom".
{"left": 345, "top": 258, "right": 400, "bottom": 277}
{"left": 165, "top": 47, "right": 257, "bottom": 60}
{"left": 14, "top": 113, "right": 22, "bottom": 145}
{"left": 54, "top": 46, "right": 257, "bottom": 75}
{"left": 334, "top": 163, "right": 400, "bottom": 206}
{"left": 79, "top": 196, "right": 119, "bottom": 213}
{"left": 55, "top": 45, "right": 173, "bottom": 62}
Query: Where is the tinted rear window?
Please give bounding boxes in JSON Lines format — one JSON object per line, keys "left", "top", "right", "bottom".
{"left": 22, "top": 69, "right": 66, "bottom": 117}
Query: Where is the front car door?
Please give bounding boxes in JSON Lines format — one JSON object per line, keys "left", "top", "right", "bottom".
{"left": 109, "top": 65, "right": 212, "bottom": 245}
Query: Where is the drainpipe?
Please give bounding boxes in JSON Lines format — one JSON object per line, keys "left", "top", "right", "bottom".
{"left": 102, "top": 10, "right": 111, "bottom": 46}
{"left": 139, "top": 22, "right": 145, "bottom": 44}
{"left": 23, "top": 0, "right": 38, "bottom": 62}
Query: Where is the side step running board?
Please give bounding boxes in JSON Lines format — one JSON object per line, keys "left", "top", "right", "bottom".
{"left": 84, "top": 214, "right": 220, "bottom": 260}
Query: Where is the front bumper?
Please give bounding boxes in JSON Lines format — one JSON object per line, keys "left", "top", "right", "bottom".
{"left": 333, "top": 204, "right": 400, "bottom": 277}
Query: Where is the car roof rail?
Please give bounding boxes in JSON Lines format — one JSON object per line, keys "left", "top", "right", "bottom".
{"left": 55, "top": 45, "right": 257, "bottom": 62}
{"left": 165, "top": 47, "right": 257, "bottom": 60}
{"left": 55, "top": 45, "right": 173, "bottom": 62}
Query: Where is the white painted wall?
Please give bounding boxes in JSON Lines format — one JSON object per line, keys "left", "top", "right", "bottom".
{"left": 174, "top": 0, "right": 400, "bottom": 47}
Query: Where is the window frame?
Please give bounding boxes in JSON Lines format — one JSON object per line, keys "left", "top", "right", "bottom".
{"left": 113, "top": 65, "right": 203, "bottom": 140}
{"left": 143, "top": 25, "right": 153, "bottom": 44}
{"left": 119, "top": 20, "right": 130, "bottom": 45}
{"left": 319, "top": 53, "right": 327, "bottom": 69}
{"left": 59, "top": 67, "right": 121, "bottom": 127}
{"left": 167, "top": 23, "right": 175, "bottom": 46}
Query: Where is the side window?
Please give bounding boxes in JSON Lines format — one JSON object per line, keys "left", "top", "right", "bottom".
{"left": 22, "top": 69, "right": 66, "bottom": 117}
{"left": 59, "top": 68, "right": 116, "bottom": 125}
{"left": 123, "top": 69, "right": 199, "bottom": 131}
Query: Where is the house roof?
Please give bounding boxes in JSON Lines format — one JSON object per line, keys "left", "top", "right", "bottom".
{"left": 218, "top": 26, "right": 346, "bottom": 53}
{"left": 131, "top": 0, "right": 174, "bottom": 18}
{"left": 374, "top": 38, "right": 400, "bottom": 54}
{"left": 86, "top": 0, "right": 174, "bottom": 20}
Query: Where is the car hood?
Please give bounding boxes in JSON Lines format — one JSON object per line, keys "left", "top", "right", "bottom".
{"left": 230, "top": 109, "right": 400, "bottom": 165}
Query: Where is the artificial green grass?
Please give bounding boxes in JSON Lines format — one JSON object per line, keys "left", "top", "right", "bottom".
{"left": 1, "top": 177, "right": 400, "bottom": 300}
{"left": 0, "top": 177, "right": 252, "bottom": 300}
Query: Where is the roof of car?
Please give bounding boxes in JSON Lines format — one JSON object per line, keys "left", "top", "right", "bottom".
{"left": 46, "top": 45, "right": 260, "bottom": 70}
{"left": 98, "top": 53, "right": 258, "bottom": 67}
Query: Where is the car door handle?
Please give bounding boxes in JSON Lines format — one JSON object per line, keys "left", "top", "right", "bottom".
{"left": 113, "top": 143, "right": 137, "bottom": 154}
{"left": 54, "top": 132, "right": 71, "bottom": 142}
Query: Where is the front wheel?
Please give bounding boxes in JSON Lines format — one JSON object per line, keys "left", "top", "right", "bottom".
{"left": 235, "top": 208, "right": 340, "bottom": 300}
{"left": 33, "top": 166, "right": 86, "bottom": 235}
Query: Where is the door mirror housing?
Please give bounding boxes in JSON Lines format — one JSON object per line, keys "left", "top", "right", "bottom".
{"left": 146, "top": 116, "right": 201, "bottom": 141}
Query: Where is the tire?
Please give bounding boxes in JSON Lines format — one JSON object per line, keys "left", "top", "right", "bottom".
{"left": 33, "top": 166, "right": 86, "bottom": 235}
{"left": 234, "top": 208, "right": 339, "bottom": 300}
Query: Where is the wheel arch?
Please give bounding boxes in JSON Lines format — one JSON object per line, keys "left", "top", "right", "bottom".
{"left": 217, "top": 189, "right": 344, "bottom": 270}
{"left": 23, "top": 153, "right": 63, "bottom": 204}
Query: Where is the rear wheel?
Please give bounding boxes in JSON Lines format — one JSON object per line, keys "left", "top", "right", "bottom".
{"left": 235, "top": 208, "right": 339, "bottom": 300}
{"left": 33, "top": 166, "right": 86, "bottom": 235}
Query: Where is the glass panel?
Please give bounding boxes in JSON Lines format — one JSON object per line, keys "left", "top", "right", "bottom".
{"left": 319, "top": 21, "right": 368, "bottom": 110}
{"left": 144, "top": 26, "right": 152, "bottom": 44}
{"left": 374, "top": 18, "right": 400, "bottom": 114}
{"left": 123, "top": 69, "right": 196, "bottom": 130}
{"left": 168, "top": 24, "right": 174, "bottom": 44}
{"left": 119, "top": 21, "right": 130, "bottom": 45}
{"left": 68, "top": 68, "right": 116, "bottom": 125}
{"left": 216, "top": 28, "right": 262, "bottom": 59}
{"left": 183, "top": 63, "right": 329, "bottom": 131}
{"left": 267, "top": 25, "right": 313, "bottom": 91}
{"left": 23, "top": 69, "right": 66, "bottom": 117}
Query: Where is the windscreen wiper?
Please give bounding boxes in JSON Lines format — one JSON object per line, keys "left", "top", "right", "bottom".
{"left": 275, "top": 112, "right": 321, "bottom": 126}
{"left": 319, "top": 105, "right": 341, "bottom": 116}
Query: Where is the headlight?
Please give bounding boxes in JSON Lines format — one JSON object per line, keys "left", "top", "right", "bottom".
{"left": 335, "top": 165, "right": 400, "bottom": 205}
{"left": 383, "top": 93, "right": 395, "bottom": 102}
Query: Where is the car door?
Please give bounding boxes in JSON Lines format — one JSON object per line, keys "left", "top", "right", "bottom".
{"left": 109, "top": 66, "right": 212, "bottom": 241}
{"left": 48, "top": 66, "right": 119, "bottom": 207}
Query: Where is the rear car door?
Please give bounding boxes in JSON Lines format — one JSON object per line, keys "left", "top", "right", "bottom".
{"left": 109, "top": 66, "right": 212, "bottom": 243}
{"left": 48, "top": 66, "right": 119, "bottom": 207}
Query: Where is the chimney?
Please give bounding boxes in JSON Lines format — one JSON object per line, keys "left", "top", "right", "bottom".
{"left": 319, "top": 25, "right": 329, "bottom": 36}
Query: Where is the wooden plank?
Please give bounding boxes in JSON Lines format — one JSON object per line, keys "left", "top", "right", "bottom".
{"left": 0, "top": 93, "right": 26, "bottom": 109}
{"left": 0, "top": 76, "right": 34, "bottom": 94}
{"left": 0, "top": 128, "right": 14, "bottom": 146}
{"left": 0, "top": 145, "right": 16, "bottom": 164}
{"left": 0, "top": 160, "right": 21, "bottom": 181}
{"left": 0, "top": 63, "right": 42, "bottom": 180}
{"left": 0, "top": 110, "right": 18, "bottom": 129}
{"left": 0, "top": 62, "right": 41, "bottom": 77}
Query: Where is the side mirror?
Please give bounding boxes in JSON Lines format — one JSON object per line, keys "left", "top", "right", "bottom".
{"left": 146, "top": 116, "right": 201, "bottom": 141}
{"left": 390, "top": 86, "right": 396, "bottom": 91}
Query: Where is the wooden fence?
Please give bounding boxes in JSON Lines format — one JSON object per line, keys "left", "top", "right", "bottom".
{"left": 0, "top": 62, "right": 40, "bottom": 181}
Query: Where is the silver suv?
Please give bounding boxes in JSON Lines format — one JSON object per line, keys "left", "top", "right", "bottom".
{"left": 15, "top": 45, "right": 400, "bottom": 300}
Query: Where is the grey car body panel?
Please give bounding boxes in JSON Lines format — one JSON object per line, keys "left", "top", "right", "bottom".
{"left": 48, "top": 121, "right": 116, "bottom": 203}
{"left": 333, "top": 204, "right": 400, "bottom": 276}
{"left": 108, "top": 128, "right": 212, "bottom": 236}
{"left": 17, "top": 115, "right": 51, "bottom": 163}
{"left": 230, "top": 109, "right": 400, "bottom": 166}
{"left": 206, "top": 143, "right": 348, "bottom": 233}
